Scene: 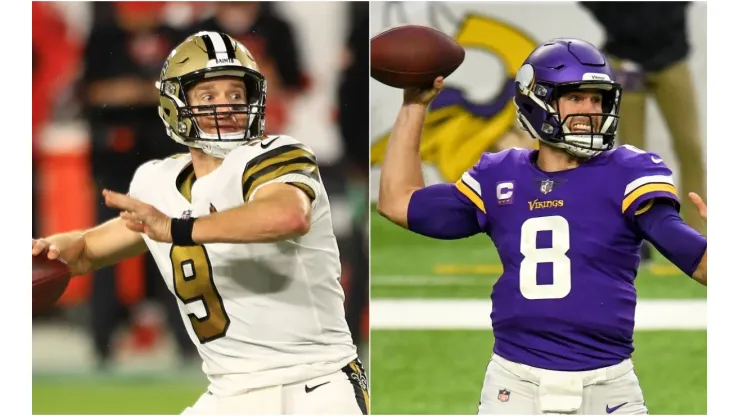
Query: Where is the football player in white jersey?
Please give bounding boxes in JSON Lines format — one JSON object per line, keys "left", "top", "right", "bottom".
{"left": 31, "top": 31, "right": 368, "bottom": 415}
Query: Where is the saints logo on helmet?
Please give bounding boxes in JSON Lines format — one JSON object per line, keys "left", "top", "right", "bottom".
{"left": 157, "top": 31, "right": 267, "bottom": 158}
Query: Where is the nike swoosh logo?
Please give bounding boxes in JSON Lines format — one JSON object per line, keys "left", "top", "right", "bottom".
{"left": 651, "top": 156, "right": 663, "bottom": 164}
{"left": 305, "top": 381, "right": 330, "bottom": 393}
{"left": 260, "top": 136, "right": 280, "bottom": 149}
{"left": 606, "top": 402, "right": 628, "bottom": 413}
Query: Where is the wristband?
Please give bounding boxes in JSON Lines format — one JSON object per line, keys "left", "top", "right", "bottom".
{"left": 171, "top": 217, "right": 197, "bottom": 246}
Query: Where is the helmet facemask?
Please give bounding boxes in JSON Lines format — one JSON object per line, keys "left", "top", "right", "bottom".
{"left": 549, "top": 83, "right": 621, "bottom": 158}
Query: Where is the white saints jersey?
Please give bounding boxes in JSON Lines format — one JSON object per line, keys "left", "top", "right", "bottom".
{"left": 128, "top": 135, "right": 357, "bottom": 396}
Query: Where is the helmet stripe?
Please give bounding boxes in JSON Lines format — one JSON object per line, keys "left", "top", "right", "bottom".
{"left": 201, "top": 32, "right": 230, "bottom": 62}
{"left": 200, "top": 34, "right": 218, "bottom": 61}
{"left": 219, "top": 33, "right": 236, "bottom": 60}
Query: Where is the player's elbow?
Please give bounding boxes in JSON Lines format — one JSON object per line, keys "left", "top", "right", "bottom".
{"left": 376, "top": 181, "right": 397, "bottom": 218}
{"left": 376, "top": 198, "right": 402, "bottom": 225}
{"left": 285, "top": 209, "right": 311, "bottom": 237}
{"left": 376, "top": 196, "right": 392, "bottom": 219}
{"left": 377, "top": 191, "right": 412, "bottom": 227}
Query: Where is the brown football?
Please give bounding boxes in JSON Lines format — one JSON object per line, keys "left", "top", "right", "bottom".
{"left": 371, "top": 25, "right": 465, "bottom": 88}
{"left": 33, "top": 255, "right": 71, "bottom": 315}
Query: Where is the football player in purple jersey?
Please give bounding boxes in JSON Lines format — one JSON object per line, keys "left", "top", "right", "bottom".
{"left": 377, "top": 38, "right": 707, "bottom": 415}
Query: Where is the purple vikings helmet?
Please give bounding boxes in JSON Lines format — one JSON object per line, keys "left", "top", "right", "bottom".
{"left": 513, "top": 38, "right": 622, "bottom": 158}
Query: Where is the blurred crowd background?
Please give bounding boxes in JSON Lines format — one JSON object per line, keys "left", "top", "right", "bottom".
{"left": 32, "top": 2, "right": 368, "bottom": 412}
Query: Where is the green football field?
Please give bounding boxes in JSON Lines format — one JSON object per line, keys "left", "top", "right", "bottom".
{"left": 32, "top": 371, "right": 207, "bottom": 414}
{"left": 370, "top": 210, "right": 707, "bottom": 415}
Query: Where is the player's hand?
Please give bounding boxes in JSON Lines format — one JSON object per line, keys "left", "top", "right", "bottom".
{"left": 31, "top": 234, "right": 89, "bottom": 276}
{"left": 31, "top": 239, "right": 61, "bottom": 260}
{"left": 403, "top": 76, "right": 444, "bottom": 107}
{"left": 688, "top": 192, "right": 707, "bottom": 222}
{"left": 103, "top": 189, "right": 173, "bottom": 243}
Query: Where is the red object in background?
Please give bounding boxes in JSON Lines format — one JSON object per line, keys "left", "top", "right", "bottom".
{"left": 32, "top": 3, "right": 82, "bottom": 153}
{"left": 38, "top": 150, "right": 94, "bottom": 305}
{"left": 33, "top": 1, "right": 146, "bottom": 307}
{"left": 39, "top": 146, "right": 145, "bottom": 308}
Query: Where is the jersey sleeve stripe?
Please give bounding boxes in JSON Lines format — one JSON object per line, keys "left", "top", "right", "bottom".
{"left": 461, "top": 172, "right": 483, "bottom": 197}
{"left": 242, "top": 145, "right": 319, "bottom": 200}
{"left": 243, "top": 159, "right": 319, "bottom": 200}
{"left": 455, "top": 179, "right": 487, "bottom": 214}
{"left": 624, "top": 174, "right": 674, "bottom": 195}
{"left": 242, "top": 144, "right": 317, "bottom": 183}
{"left": 622, "top": 183, "right": 678, "bottom": 213}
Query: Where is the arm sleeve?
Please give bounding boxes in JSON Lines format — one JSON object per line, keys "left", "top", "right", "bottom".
{"left": 407, "top": 184, "right": 485, "bottom": 240}
{"left": 634, "top": 200, "right": 706, "bottom": 277}
{"left": 621, "top": 151, "right": 681, "bottom": 219}
{"left": 407, "top": 155, "right": 492, "bottom": 239}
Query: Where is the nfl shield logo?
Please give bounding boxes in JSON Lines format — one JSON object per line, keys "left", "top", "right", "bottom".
{"left": 540, "top": 179, "right": 554, "bottom": 195}
{"left": 181, "top": 209, "right": 192, "bottom": 220}
{"left": 498, "top": 388, "right": 510, "bottom": 402}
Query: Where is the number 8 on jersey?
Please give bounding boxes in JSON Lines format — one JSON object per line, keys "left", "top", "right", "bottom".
{"left": 519, "top": 215, "right": 572, "bottom": 300}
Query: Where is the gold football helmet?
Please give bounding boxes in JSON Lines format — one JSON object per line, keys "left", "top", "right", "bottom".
{"left": 157, "top": 31, "right": 266, "bottom": 158}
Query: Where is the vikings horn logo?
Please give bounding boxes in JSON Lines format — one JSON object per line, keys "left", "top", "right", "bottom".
{"left": 370, "top": 2, "right": 538, "bottom": 183}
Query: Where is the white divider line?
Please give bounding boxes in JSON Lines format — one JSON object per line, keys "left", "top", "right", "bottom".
{"left": 371, "top": 299, "right": 707, "bottom": 330}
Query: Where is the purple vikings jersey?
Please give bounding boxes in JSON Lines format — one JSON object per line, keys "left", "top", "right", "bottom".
{"left": 455, "top": 145, "right": 679, "bottom": 371}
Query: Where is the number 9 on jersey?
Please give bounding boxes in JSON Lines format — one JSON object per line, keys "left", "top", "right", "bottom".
{"left": 171, "top": 245, "right": 231, "bottom": 343}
